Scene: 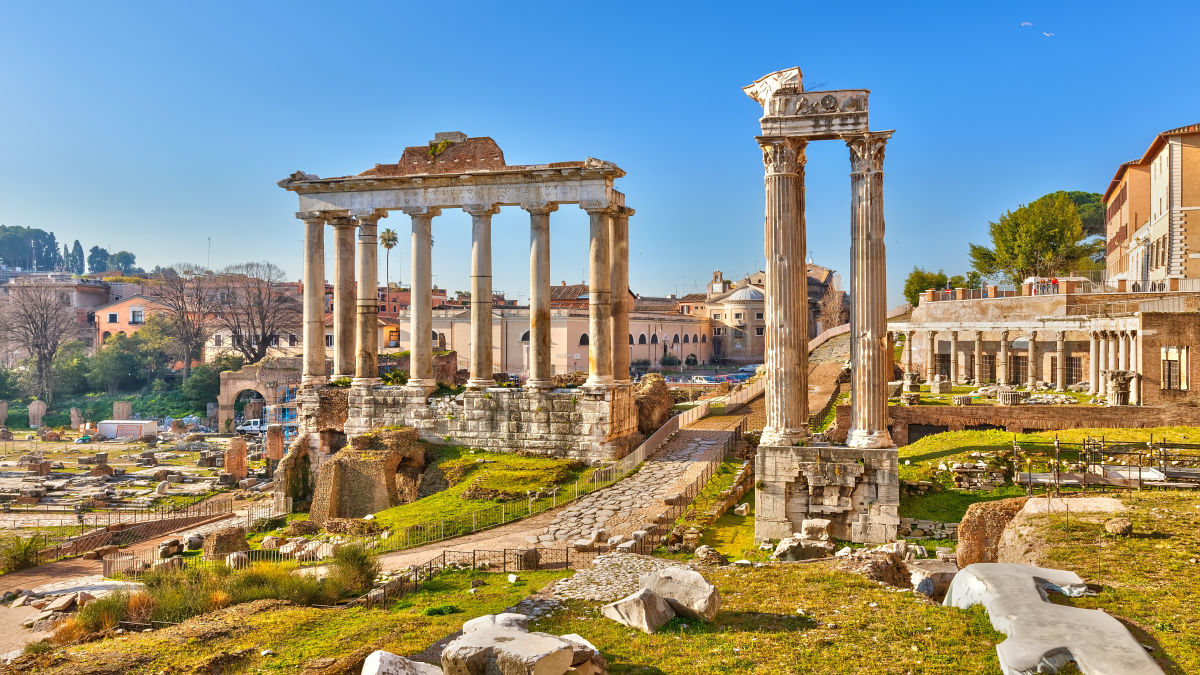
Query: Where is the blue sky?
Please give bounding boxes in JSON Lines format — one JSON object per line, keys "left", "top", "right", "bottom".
{"left": 1, "top": 1, "right": 1197, "bottom": 306}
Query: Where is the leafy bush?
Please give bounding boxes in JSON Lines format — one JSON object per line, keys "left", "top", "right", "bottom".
{"left": 125, "top": 591, "right": 157, "bottom": 624}
{"left": 0, "top": 534, "right": 42, "bottom": 573}
{"left": 423, "top": 604, "right": 462, "bottom": 616}
{"left": 330, "top": 377, "right": 352, "bottom": 388}
{"left": 660, "top": 354, "right": 681, "bottom": 367}
{"left": 76, "top": 590, "right": 128, "bottom": 632}
{"left": 382, "top": 369, "right": 409, "bottom": 386}
{"left": 329, "top": 543, "right": 380, "bottom": 595}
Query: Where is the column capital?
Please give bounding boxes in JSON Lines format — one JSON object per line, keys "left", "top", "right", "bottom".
{"left": 1028, "top": 329, "right": 1038, "bottom": 340}
{"left": 615, "top": 205, "right": 635, "bottom": 219}
{"left": 327, "top": 215, "right": 356, "bottom": 228}
{"left": 463, "top": 203, "right": 500, "bottom": 216}
{"left": 351, "top": 208, "right": 388, "bottom": 224}
{"left": 1056, "top": 330, "right": 1066, "bottom": 341}
{"left": 296, "top": 211, "right": 328, "bottom": 224}
{"left": 522, "top": 202, "right": 559, "bottom": 215}
{"left": 842, "top": 130, "right": 894, "bottom": 174}
{"left": 402, "top": 206, "right": 442, "bottom": 218}
{"left": 580, "top": 200, "right": 616, "bottom": 215}
{"left": 999, "top": 330, "right": 1010, "bottom": 341}
{"left": 756, "top": 136, "right": 806, "bottom": 175}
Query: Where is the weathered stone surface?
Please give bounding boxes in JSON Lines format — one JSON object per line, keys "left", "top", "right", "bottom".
{"left": 225, "top": 551, "right": 249, "bottom": 569}
{"left": 638, "top": 567, "right": 720, "bottom": 622}
{"left": 441, "top": 625, "right": 573, "bottom": 675}
{"left": 799, "top": 518, "right": 831, "bottom": 541}
{"left": 908, "top": 559, "right": 958, "bottom": 600}
{"left": 361, "top": 650, "right": 443, "bottom": 675}
{"left": 112, "top": 401, "right": 132, "bottom": 419}
{"left": 691, "top": 545, "right": 729, "bottom": 567}
{"left": 462, "top": 613, "right": 530, "bottom": 634}
{"left": 957, "top": 497, "right": 1027, "bottom": 568}
{"left": 202, "top": 526, "right": 249, "bottom": 559}
{"left": 733, "top": 503, "right": 749, "bottom": 516}
{"left": 600, "top": 588, "right": 675, "bottom": 634}
{"left": 28, "top": 400, "right": 47, "bottom": 428}
{"left": 264, "top": 424, "right": 285, "bottom": 461}
{"left": 309, "top": 428, "right": 422, "bottom": 525}
{"left": 1104, "top": 517, "right": 1133, "bottom": 536}
{"left": 772, "top": 536, "right": 834, "bottom": 561}
{"left": 834, "top": 549, "right": 910, "bottom": 587}
{"left": 633, "top": 374, "right": 673, "bottom": 434}
{"left": 225, "top": 437, "right": 248, "bottom": 481}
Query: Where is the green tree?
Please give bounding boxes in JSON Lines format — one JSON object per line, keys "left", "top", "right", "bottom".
{"left": 107, "top": 250, "right": 140, "bottom": 273}
{"left": 1063, "top": 191, "right": 1105, "bottom": 239}
{"left": 379, "top": 228, "right": 399, "bottom": 287}
{"left": 968, "top": 192, "right": 1104, "bottom": 285}
{"left": 87, "top": 246, "right": 110, "bottom": 274}
{"left": 0, "top": 368, "right": 20, "bottom": 401}
{"left": 53, "top": 344, "right": 91, "bottom": 395}
{"left": 902, "top": 267, "right": 948, "bottom": 306}
{"left": 181, "top": 364, "right": 220, "bottom": 407}
{"left": 70, "top": 240, "right": 85, "bottom": 275}
{"left": 87, "top": 333, "right": 148, "bottom": 395}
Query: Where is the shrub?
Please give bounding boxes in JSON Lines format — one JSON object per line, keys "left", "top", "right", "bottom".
{"left": 49, "top": 617, "right": 87, "bottom": 646}
{"left": 76, "top": 591, "right": 128, "bottom": 633}
{"left": 125, "top": 591, "right": 157, "bottom": 624}
{"left": 22, "top": 639, "right": 52, "bottom": 656}
{"left": 0, "top": 534, "right": 42, "bottom": 573}
{"left": 330, "top": 544, "right": 380, "bottom": 595}
{"left": 423, "top": 604, "right": 462, "bottom": 616}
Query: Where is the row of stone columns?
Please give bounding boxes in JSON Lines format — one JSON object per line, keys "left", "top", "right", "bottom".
{"left": 298, "top": 204, "right": 632, "bottom": 392}
{"left": 1089, "top": 330, "right": 1139, "bottom": 401}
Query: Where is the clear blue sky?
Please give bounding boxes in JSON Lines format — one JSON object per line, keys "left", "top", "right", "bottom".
{"left": 2, "top": 1, "right": 1197, "bottom": 306}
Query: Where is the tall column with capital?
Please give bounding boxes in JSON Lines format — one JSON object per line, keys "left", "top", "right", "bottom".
{"left": 524, "top": 203, "right": 556, "bottom": 389}
{"left": 844, "top": 132, "right": 893, "bottom": 448}
{"left": 1097, "top": 333, "right": 1109, "bottom": 396}
{"left": 405, "top": 207, "right": 440, "bottom": 392}
{"left": 1027, "top": 330, "right": 1039, "bottom": 388}
{"left": 1055, "top": 331, "right": 1067, "bottom": 391}
{"left": 759, "top": 136, "right": 810, "bottom": 445}
{"left": 465, "top": 204, "right": 499, "bottom": 389}
{"left": 925, "top": 331, "right": 936, "bottom": 381}
{"left": 299, "top": 212, "right": 327, "bottom": 386}
{"left": 610, "top": 206, "right": 633, "bottom": 383}
{"left": 1107, "top": 331, "right": 1118, "bottom": 391}
{"left": 1088, "top": 332, "right": 1100, "bottom": 395}
{"left": 330, "top": 217, "right": 357, "bottom": 379}
{"left": 904, "top": 331, "right": 914, "bottom": 374}
{"left": 583, "top": 204, "right": 614, "bottom": 389}
{"left": 1118, "top": 330, "right": 1129, "bottom": 371}
{"left": 948, "top": 331, "right": 960, "bottom": 385}
{"left": 998, "top": 331, "right": 1010, "bottom": 385}
{"left": 353, "top": 210, "right": 384, "bottom": 384}
{"left": 1130, "top": 330, "right": 1141, "bottom": 405}
{"left": 973, "top": 331, "right": 984, "bottom": 383}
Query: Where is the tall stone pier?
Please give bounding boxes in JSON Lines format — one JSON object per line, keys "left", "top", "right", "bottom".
{"left": 744, "top": 67, "right": 899, "bottom": 544}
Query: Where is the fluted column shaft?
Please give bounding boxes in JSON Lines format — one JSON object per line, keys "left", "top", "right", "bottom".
{"left": 1089, "top": 332, "right": 1099, "bottom": 395}
{"left": 584, "top": 205, "right": 614, "bottom": 389}
{"left": 611, "top": 207, "right": 633, "bottom": 383}
{"left": 466, "top": 205, "right": 499, "bottom": 389}
{"left": 973, "top": 332, "right": 984, "bottom": 383}
{"left": 405, "top": 208, "right": 439, "bottom": 392}
{"left": 998, "top": 332, "right": 1010, "bottom": 385}
{"left": 1027, "top": 331, "right": 1039, "bottom": 388}
{"left": 925, "top": 331, "right": 936, "bottom": 381}
{"left": 904, "top": 331, "right": 914, "bottom": 374}
{"left": 1118, "top": 331, "right": 1129, "bottom": 371}
{"left": 758, "top": 136, "right": 810, "bottom": 445}
{"left": 949, "top": 331, "right": 960, "bottom": 385}
{"left": 300, "top": 213, "right": 327, "bottom": 386}
{"left": 844, "top": 132, "right": 893, "bottom": 448}
{"left": 525, "top": 203, "right": 556, "bottom": 389}
{"left": 1098, "top": 334, "right": 1109, "bottom": 396}
{"left": 331, "top": 218, "right": 357, "bottom": 379}
{"left": 1107, "top": 331, "right": 1118, "bottom": 387}
{"left": 1055, "top": 331, "right": 1066, "bottom": 391}
{"left": 354, "top": 211, "right": 384, "bottom": 384}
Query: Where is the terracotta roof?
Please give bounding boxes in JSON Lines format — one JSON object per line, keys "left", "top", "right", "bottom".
{"left": 633, "top": 296, "right": 680, "bottom": 312}
{"left": 677, "top": 293, "right": 707, "bottom": 303}
{"left": 550, "top": 284, "right": 589, "bottom": 301}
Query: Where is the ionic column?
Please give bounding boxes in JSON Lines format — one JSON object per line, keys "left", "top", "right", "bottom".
{"left": 904, "top": 330, "right": 914, "bottom": 374}
{"left": 973, "top": 331, "right": 984, "bottom": 383}
{"left": 1130, "top": 330, "right": 1141, "bottom": 405}
{"left": 583, "top": 203, "right": 614, "bottom": 389}
{"left": 465, "top": 204, "right": 500, "bottom": 389}
{"left": 1097, "top": 332, "right": 1109, "bottom": 396}
{"left": 610, "top": 206, "right": 633, "bottom": 383}
{"left": 404, "top": 207, "right": 440, "bottom": 393}
{"left": 1088, "top": 331, "right": 1100, "bottom": 395}
{"left": 353, "top": 210, "right": 385, "bottom": 385}
{"left": 998, "top": 331, "right": 1010, "bottom": 385}
{"left": 925, "top": 331, "right": 936, "bottom": 381}
{"left": 299, "top": 212, "right": 327, "bottom": 386}
{"left": 1027, "top": 330, "right": 1039, "bottom": 389}
{"left": 948, "top": 330, "right": 960, "bottom": 385}
{"left": 758, "top": 136, "right": 810, "bottom": 446}
{"left": 1055, "top": 331, "right": 1066, "bottom": 391}
{"left": 330, "top": 217, "right": 357, "bottom": 379}
{"left": 844, "top": 132, "right": 893, "bottom": 448}
{"left": 524, "top": 202, "right": 557, "bottom": 390}
{"left": 1118, "top": 330, "right": 1129, "bottom": 371}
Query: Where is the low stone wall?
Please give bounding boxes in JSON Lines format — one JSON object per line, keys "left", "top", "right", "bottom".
{"left": 829, "top": 404, "right": 1200, "bottom": 446}
{"left": 897, "top": 517, "right": 959, "bottom": 540}
{"left": 339, "top": 384, "right": 641, "bottom": 464}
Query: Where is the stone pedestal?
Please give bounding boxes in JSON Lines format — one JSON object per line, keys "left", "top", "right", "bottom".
{"left": 902, "top": 372, "right": 921, "bottom": 392}
{"left": 997, "top": 390, "right": 1022, "bottom": 406}
{"left": 113, "top": 401, "right": 132, "bottom": 420}
{"left": 900, "top": 392, "right": 920, "bottom": 406}
{"left": 754, "top": 445, "right": 899, "bottom": 544}
{"left": 952, "top": 395, "right": 972, "bottom": 406}
{"left": 225, "top": 437, "right": 248, "bottom": 481}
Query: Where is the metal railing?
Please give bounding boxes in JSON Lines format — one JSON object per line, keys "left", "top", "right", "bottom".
{"left": 39, "top": 496, "right": 235, "bottom": 563}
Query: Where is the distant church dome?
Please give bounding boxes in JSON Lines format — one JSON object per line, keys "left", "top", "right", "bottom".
{"left": 726, "top": 286, "right": 764, "bottom": 303}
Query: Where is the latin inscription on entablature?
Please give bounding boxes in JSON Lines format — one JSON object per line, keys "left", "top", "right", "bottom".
{"left": 758, "top": 89, "right": 870, "bottom": 140}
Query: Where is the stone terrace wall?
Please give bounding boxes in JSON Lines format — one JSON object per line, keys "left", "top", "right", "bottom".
{"left": 830, "top": 404, "right": 1200, "bottom": 446}
{"left": 342, "top": 385, "right": 640, "bottom": 464}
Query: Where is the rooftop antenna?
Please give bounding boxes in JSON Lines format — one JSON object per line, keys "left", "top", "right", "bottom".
{"left": 207, "top": 237, "right": 212, "bottom": 269}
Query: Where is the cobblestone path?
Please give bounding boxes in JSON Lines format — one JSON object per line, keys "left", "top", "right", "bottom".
{"left": 549, "top": 553, "right": 686, "bottom": 602}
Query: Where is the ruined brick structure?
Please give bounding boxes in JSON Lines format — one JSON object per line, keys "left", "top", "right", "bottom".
{"left": 309, "top": 427, "right": 423, "bottom": 524}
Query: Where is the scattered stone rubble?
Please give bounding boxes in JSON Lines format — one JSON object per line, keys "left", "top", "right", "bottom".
{"left": 599, "top": 565, "right": 721, "bottom": 634}
{"left": 771, "top": 518, "right": 834, "bottom": 561}
{"left": 551, "top": 553, "right": 683, "bottom": 603}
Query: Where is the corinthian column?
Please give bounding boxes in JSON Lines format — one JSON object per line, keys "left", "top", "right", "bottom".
{"left": 610, "top": 206, "right": 633, "bottom": 383}
{"left": 330, "top": 217, "right": 357, "bottom": 379}
{"left": 998, "top": 331, "right": 1010, "bottom": 385}
{"left": 844, "top": 131, "right": 893, "bottom": 448}
{"left": 299, "top": 212, "right": 327, "bottom": 386}
{"left": 353, "top": 210, "right": 385, "bottom": 385}
{"left": 758, "top": 136, "right": 810, "bottom": 446}
{"left": 524, "top": 202, "right": 556, "bottom": 390}
{"left": 973, "top": 331, "right": 984, "bottom": 383}
{"left": 1097, "top": 333, "right": 1109, "bottom": 396}
{"left": 583, "top": 203, "right": 614, "bottom": 389}
{"left": 1055, "top": 331, "right": 1067, "bottom": 391}
{"left": 404, "top": 207, "right": 440, "bottom": 393}
{"left": 465, "top": 204, "right": 500, "bottom": 389}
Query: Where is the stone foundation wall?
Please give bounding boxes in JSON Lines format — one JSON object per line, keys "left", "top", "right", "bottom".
{"left": 338, "top": 384, "right": 640, "bottom": 464}
{"left": 309, "top": 448, "right": 403, "bottom": 525}
{"left": 755, "top": 445, "right": 899, "bottom": 545}
{"left": 830, "top": 403, "right": 1200, "bottom": 446}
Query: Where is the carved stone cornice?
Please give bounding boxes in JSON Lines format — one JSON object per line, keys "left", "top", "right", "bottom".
{"left": 844, "top": 131, "right": 893, "bottom": 174}
{"left": 758, "top": 137, "right": 805, "bottom": 176}
{"left": 327, "top": 215, "right": 356, "bottom": 229}
{"left": 580, "top": 200, "right": 616, "bottom": 215}
{"left": 463, "top": 203, "right": 501, "bottom": 217}
{"left": 401, "top": 206, "right": 442, "bottom": 218}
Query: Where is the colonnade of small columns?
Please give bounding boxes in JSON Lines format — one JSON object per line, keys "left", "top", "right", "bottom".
{"left": 297, "top": 203, "right": 633, "bottom": 392}
{"left": 897, "top": 328, "right": 1142, "bottom": 402}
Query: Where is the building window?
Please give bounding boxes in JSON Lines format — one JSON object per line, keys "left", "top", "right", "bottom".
{"left": 579, "top": 333, "right": 589, "bottom": 346}
{"left": 638, "top": 334, "right": 647, "bottom": 344}
{"left": 683, "top": 334, "right": 690, "bottom": 344}
{"left": 651, "top": 334, "right": 659, "bottom": 345}
{"left": 755, "top": 312, "right": 763, "bottom": 320}
{"left": 1162, "top": 346, "right": 1189, "bottom": 390}
{"left": 214, "top": 334, "right": 223, "bottom": 347}
{"left": 734, "top": 312, "right": 743, "bottom": 321}
{"left": 713, "top": 327, "right": 723, "bottom": 336}
{"left": 713, "top": 313, "right": 722, "bottom": 320}
{"left": 325, "top": 334, "right": 333, "bottom": 348}
{"left": 701, "top": 335, "right": 707, "bottom": 343}
{"left": 755, "top": 327, "right": 764, "bottom": 336}
{"left": 288, "top": 333, "right": 298, "bottom": 347}
{"left": 130, "top": 309, "right": 144, "bottom": 324}
{"left": 107, "top": 312, "right": 118, "bottom": 323}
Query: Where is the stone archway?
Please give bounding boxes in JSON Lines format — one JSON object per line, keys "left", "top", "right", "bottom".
{"left": 217, "top": 360, "right": 299, "bottom": 432}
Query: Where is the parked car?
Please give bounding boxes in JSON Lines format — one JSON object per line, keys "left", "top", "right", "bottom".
{"left": 690, "top": 375, "right": 718, "bottom": 384}
{"left": 738, "top": 364, "right": 763, "bottom": 373}
{"left": 235, "top": 419, "right": 264, "bottom": 435}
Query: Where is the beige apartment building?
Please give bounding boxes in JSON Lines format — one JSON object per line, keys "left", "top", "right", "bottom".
{"left": 1104, "top": 123, "right": 1200, "bottom": 286}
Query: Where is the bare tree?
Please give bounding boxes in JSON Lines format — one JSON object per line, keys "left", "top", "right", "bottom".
{"left": 217, "top": 262, "right": 302, "bottom": 364}
{"left": 817, "top": 278, "right": 848, "bottom": 332}
{"left": 0, "top": 282, "right": 76, "bottom": 402}
{"left": 147, "top": 264, "right": 221, "bottom": 380}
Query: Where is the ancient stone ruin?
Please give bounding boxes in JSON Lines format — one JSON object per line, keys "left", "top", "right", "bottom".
{"left": 27, "top": 400, "right": 46, "bottom": 429}
{"left": 308, "top": 427, "right": 425, "bottom": 524}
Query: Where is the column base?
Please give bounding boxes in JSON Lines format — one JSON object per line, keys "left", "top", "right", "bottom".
{"left": 846, "top": 428, "right": 894, "bottom": 449}
{"left": 760, "top": 426, "right": 811, "bottom": 447}
{"left": 333, "top": 373, "right": 354, "bottom": 381}
{"left": 351, "top": 377, "right": 381, "bottom": 388}
{"left": 301, "top": 376, "right": 327, "bottom": 387}
{"left": 404, "top": 379, "right": 438, "bottom": 396}
{"left": 524, "top": 379, "right": 556, "bottom": 391}
{"left": 582, "top": 375, "right": 615, "bottom": 391}
{"left": 466, "top": 378, "right": 496, "bottom": 390}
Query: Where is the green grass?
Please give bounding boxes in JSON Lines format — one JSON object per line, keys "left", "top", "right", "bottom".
{"left": 898, "top": 485, "right": 1027, "bottom": 522}
{"left": 533, "top": 563, "right": 1003, "bottom": 674}
{"left": 371, "top": 446, "right": 595, "bottom": 531}
{"left": 698, "top": 490, "right": 766, "bottom": 561}
{"left": 670, "top": 458, "right": 746, "bottom": 532}
{"left": 29, "top": 569, "right": 570, "bottom": 674}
